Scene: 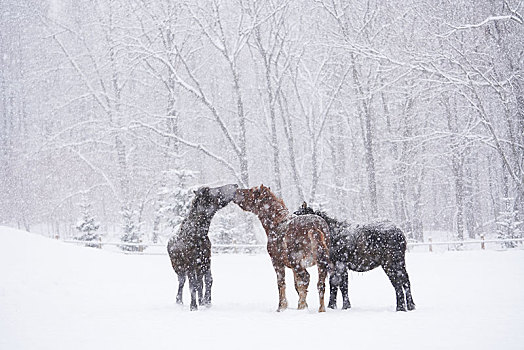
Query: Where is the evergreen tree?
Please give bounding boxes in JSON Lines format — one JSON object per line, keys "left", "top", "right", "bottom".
{"left": 120, "top": 206, "right": 145, "bottom": 252}
{"left": 497, "top": 197, "right": 522, "bottom": 249}
{"left": 209, "top": 206, "right": 260, "bottom": 253}
{"left": 75, "top": 195, "right": 101, "bottom": 248}
{"left": 152, "top": 169, "right": 197, "bottom": 243}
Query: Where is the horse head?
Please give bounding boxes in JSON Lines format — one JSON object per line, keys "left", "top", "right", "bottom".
{"left": 233, "top": 184, "right": 277, "bottom": 214}
{"left": 194, "top": 183, "right": 239, "bottom": 215}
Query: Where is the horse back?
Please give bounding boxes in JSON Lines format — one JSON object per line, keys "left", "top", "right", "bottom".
{"left": 330, "top": 220, "right": 407, "bottom": 272}
{"left": 362, "top": 222, "right": 407, "bottom": 252}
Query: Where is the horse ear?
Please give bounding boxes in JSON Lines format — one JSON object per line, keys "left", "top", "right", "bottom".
{"left": 302, "top": 201, "right": 308, "bottom": 209}
{"left": 195, "top": 187, "right": 209, "bottom": 196}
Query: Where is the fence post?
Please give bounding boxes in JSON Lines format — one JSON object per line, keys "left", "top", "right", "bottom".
{"left": 480, "top": 234, "right": 485, "bottom": 250}
{"left": 429, "top": 237, "right": 433, "bottom": 252}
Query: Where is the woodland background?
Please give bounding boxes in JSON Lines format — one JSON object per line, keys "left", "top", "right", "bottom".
{"left": 1, "top": 0, "right": 523, "bottom": 245}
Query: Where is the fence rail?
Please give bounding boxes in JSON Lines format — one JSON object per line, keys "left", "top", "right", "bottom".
{"left": 62, "top": 236, "right": 524, "bottom": 255}
{"left": 408, "top": 236, "right": 524, "bottom": 252}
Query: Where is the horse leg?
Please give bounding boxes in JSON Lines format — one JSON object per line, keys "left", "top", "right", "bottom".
{"left": 383, "top": 264, "right": 406, "bottom": 311}
{"left": 340, "top": 267, "right": 351, "bottom": 310}
{"left": 316, "top": 234, "right": 330, "bottom": 313}
{"left": 400, "top": 265, "right": 415, "bottom": 311}
{"left": 317, "top": 263, "right": 327, "bottom": 313}
{"left": 328, "top": 261, "right": 350, "bottom": 309}
{"left": 196, "top": 271, "right": 204, "bottom": 306}
{"left": 293, "top": 268, "right": 310, "bottom": 310}
{"left": 391, "top": 252, "right": 416, "bottom": 311}
{"left": 293, "top": 270, "right": 300, "bottom": 295}
{"left": 176, "top": 272, "right": 186, "bottom": 304}
{"left": 187, "top": 270, "right": 198, "bottom": 311}
{"left": 328, "top": 264, "right": 339, "bottom": 309}
{"left": 202, "top": 267, "right": 213, "bottom": 306}
{"left": 273, "top": 264, "right": 288, "bottom": 312}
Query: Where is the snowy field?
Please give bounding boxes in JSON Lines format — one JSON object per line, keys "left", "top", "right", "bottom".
{"left": 1, "top": 226, "right": 524, "bottom": 350}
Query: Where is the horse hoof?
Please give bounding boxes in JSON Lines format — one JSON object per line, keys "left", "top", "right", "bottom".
{"left": 318, "top": 306, "right": 326, "bottom": 313}
{"left": 190, "top": 304, "right": 198, "bottom": 311}
{"left": 297, "top": 302, "right": 308, "bottom": 310}
{"left": 277, "top": 300, "right": 288, "bottom": 312}
{"left": 407, "top": 303, "right": 416, "bottom": 311}
{"left": 396, "top": 306, "right": 407, "bottom": 312}
{"left": 327, "top": 302, "right": 337, "bottom": 309}
{"left": 342, "top": 303, "right": 351, "bottom": 310}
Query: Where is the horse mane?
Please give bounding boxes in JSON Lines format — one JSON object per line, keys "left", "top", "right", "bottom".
{"left": 187, "top": 190, "right": 200, "bottom": 212}
{"left": 257, "top": 185, "right": 289, "bottom": 227}
{"left": 187, "top": 187, "right": 212, "bottom": 217}
{"left": 312, "top": 209, "right": 340, "bottom": 227}
{"left": 295, "top": 202, "right": 344, "bottom": 228}
{"left": 266, "top": 189, "right": 287, "bottom": 210}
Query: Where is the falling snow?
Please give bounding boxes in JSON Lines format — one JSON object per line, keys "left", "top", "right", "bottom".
{"left": 1, "top": 1, "right": 523, "bottom": 349}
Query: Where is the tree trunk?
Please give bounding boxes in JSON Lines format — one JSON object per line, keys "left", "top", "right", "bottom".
{"left": 351, "top": 57, "right": 378, "bottom": 218}
{"left": 277, "top": 92, "right": 305, "bottom": 202}
{"left": 256, "top": 32, "right": 282, "bottom": 195}
{"left": 329, "top": 116, "right": 347, "bottom": 216}
{"left": 363, "top": 107, "right": 378, "bottom": 218}
{"left": 445, "top": 96, "right": 466, "bottom": 241}
{"left": 230, "top": 64, "right": 249, "bottom": 188}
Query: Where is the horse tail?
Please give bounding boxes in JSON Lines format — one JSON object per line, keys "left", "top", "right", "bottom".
{"left": 167, "top": 236, "right": 185, "bottom": 275}
{"left": 313, "top": 226, "right": 330, "bottom": 312}
{"left": 387, "top": 225, "right": 407, "bottom": 259}
{"left": 313, "top": 226, "right": 331, "bottom": 270}
{"left": 167, "top": 237, "right": 175, "bottom": 260}
{"left": 394, "top": 226, "right": 407, "bottom": 252}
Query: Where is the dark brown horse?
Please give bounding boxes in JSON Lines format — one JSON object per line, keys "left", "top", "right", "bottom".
{"left": 233, "top": 185, "right": 330, "bottom": 312}
{"left": 167, "top": 184, "right": 238, "bottom": 310}
{"left": 295, "top": 202, "right": 415, "bottom": 312}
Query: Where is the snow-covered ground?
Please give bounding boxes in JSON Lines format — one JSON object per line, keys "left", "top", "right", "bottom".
{"left": 1, "top": 226, "right": 523, "bottom": 350}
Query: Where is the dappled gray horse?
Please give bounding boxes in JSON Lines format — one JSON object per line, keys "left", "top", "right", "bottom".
{"left": 167, "top": 184, "right": 238, "bottom": 310}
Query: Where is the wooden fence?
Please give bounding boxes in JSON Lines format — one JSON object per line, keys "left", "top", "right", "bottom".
{"left": 63, "top": 236, "right": 524, "bottom": 255}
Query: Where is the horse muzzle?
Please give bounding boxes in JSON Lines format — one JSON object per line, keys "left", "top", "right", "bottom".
{"left": 233, "top": 189, "right": 245, "bottom": 204}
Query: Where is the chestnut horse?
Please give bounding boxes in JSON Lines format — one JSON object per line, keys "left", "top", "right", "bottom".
{"left": 233, "top": 185, "right": 330, "bottom": 312}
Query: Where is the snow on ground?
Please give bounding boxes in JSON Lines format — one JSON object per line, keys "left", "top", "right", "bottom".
{"left": 1, "top": 226, "right": 523, "bottom": 350}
